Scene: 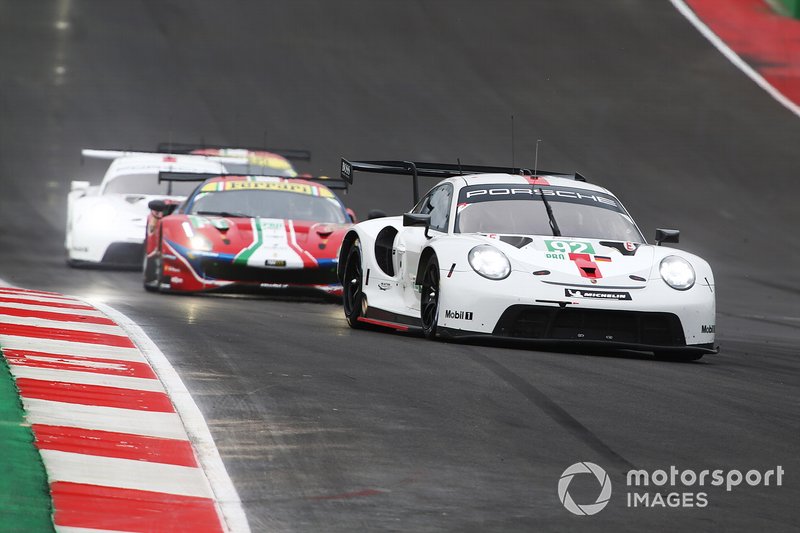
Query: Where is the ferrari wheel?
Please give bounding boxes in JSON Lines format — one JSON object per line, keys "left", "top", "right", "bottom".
{"left": 420, "top": 255, "right": 440, "bottom": 339}
{"left": 342, "top": 240, "right": 366, "bottom": 328}
{"left": 142, "top": 252, "right": 164, "bottom": 292}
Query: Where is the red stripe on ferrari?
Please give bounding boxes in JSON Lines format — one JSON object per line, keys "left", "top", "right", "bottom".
{"left": 0, "top": 306, "right": 115, "bottom": 325}
{"left": 0, "top": 296, "right": 95, "bottom": 311}
{"left": 357, "top": 317, "right": 410, "bottom": 331}
{"left": 33, "top": 425, "right": 197, "bottom": 467}
{"left": 4, "top": 349, "right": 156, "bottom": 379}
{"left": 15, "top": 378, "right": 174, "bottom": 412}
{"left": 0, "top": 323, "right": 135, "bottom": 348}
{"left": 50, "top": 482, "right": 223, "bottom": 533}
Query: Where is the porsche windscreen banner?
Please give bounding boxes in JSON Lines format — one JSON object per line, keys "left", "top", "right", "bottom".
{"left": 457, "top": 184, "right": 623, "bottom": 213}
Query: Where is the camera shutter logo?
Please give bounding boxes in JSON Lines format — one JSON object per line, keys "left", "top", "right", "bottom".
{"left": 558, "top": 462, "right": 612, "bottom": 516}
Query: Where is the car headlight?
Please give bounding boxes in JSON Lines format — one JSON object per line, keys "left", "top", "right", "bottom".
{"left": 468, "top": 244, "right": 511, "bottom": 280}
{"left": 189, "top": 235, "right": 213, "bottom": 252}
{"left": 659, "top": 255, "right": 695, "bottom": 290}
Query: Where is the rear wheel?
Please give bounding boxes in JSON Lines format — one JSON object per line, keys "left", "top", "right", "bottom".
{"left": 342, "top": 240, "right": 366, "bottom": 328}
{"left": 420, "top": 255, "right": 440, "bottom": 339}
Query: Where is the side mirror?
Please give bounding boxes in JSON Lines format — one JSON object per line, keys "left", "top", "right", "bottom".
{"left": 70, "top": 180, "right": 90, "bottom": 193}
{"left": 655, "top": 228, "right": 680, "bottom": 246}
{"left": 148, "top": 199, "right": 177, "bottom": 216}
{"left": 346, "top": 208, "right": 358, "bottom": 223}
{"left": 403, "top": 212, "right": 431, "bottom": 227}
{"left": 367, "top": 209, "right": 387, "bottom": 220}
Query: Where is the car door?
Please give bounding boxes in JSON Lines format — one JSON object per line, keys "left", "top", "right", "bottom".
{"left": 398, "top": 183, "right": 453, "bottom": 310}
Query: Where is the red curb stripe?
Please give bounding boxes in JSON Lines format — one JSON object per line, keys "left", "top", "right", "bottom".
{"left": 0, "top": 323, "right": 135, "bottom": 348}
{"left": 33, "top": 425, "right": 198, "bottom": 467}
{"left": 0, "top": 287, "right": 72, "bottom": 298}
{"left": 0, "top": 296, "right": 95, "bottom": 311}
{"left": 4, "top": 349, "right": 157, "bottom": 379}
{"left": 16, "top": 378, "right": 175, "bottom": 412}
{"left": 0, "top": 306, "right": 116, "bottom": 325}
{"left": 51, "top": 482, "right": 223, "bottom": 532}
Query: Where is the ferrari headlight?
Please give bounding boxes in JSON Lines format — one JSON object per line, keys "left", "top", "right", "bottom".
{"left": 468, "top": 244, "right": 511, "bottom": 280}
{"left": 659, "top": 255, "right": 695, "bottom": 290}
{"left": 189, "top": 235, "right": 213, "bottom": 252}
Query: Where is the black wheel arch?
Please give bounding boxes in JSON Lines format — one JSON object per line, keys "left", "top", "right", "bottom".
{"left": 338, "top": 230, "right": 361, "bottom": 282}
{"left": 416, "top": 246, "right": 438, "bottom": 286}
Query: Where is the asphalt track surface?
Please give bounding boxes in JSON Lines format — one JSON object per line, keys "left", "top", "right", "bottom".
{"left": 1, "top": 1, "right": 798, "bottom": 531}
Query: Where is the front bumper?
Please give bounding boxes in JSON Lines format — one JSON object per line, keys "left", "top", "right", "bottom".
{"left": 436, "top": 268, "right": 716, "bottom": 349}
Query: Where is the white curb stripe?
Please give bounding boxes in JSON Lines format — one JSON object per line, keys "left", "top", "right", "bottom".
{"left": 0, "top": 336, "right": 145, "bottom": 362}
{"left": 670, "top": 0, "right": 800, "bottom": 119}
{"left": 56, "top": 527, "right": 135, "bottom": 533}
{"left": 0, "top": 314, "right": 126, "bottom": 335}
{"left": 9, "top": 366, "right": 164, "bottom": 392}
{"left": 0, "top": 291, "right": 83, "bottom": 305}
{"left": 21, "top": 398, "right": 188, "bottom": 440}
{"left": 40, "top": 449, "right": 214, "bottom": 499}
{"left": 0, "top": 301, "right": 108, "bottom": 317}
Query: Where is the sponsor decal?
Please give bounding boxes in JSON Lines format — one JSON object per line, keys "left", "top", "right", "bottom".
{"left": 377, "top": 282, "right": 391, "bottom": 291}
{"left": 624, "top": 241, "right": 636, "bottom": 252}
{"left": 265, "top": 259, "right": 287, "bottom": 267}
{"left": 444, "top": 310, "right": 473, "bottom": 320}
{"left": 545, "top": 252, "right": 566, "bottom": 260}
{"left": 701, "top": 324, "right": 715, "bottom": 334}
{"left": 461, "top": 185, "right": 619, "bottom": 209}
{"left": 546, "top": 240, "right": 596, "bottom": 255}
{"left": 565, "top": 289, "right": 631, "bottom": 301}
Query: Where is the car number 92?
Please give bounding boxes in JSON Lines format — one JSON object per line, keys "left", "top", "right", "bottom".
{"left": 545, "top": 240, "right": 595, "bottom": 254}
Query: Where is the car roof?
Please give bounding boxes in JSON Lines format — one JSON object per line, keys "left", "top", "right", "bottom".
{"left": 444, "top": 173, "right": 614, "bottom": 195}
{"left": 107, "top": 154, "right": 226, "bottom": 176}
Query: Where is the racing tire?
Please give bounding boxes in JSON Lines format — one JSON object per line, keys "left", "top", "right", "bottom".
{"left": 342, "top": 240, "right": 366, "bottom": 328}
{"left": 420, "top": 255, "right": 440, "bottom": 339}
{"left": 142, "top": 253, "right": 163, "bottom": 293}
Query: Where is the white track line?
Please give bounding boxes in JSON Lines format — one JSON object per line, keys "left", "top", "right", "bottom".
{"left": 670, "top": 0, "right": 800, "bottom": 119}
{"left": 0, "top": 314, "right": 125, "bottom": 335}
{"left": 0, "top": 301, "right": 107, "bottom": 316}
{"left": 56, "top": 527, "right": 133, "bottom": 533}
{"left": 90, "top": 301, "right": 251, "bottom": 533}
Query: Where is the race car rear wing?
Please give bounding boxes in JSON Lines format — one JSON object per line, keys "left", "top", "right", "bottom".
{"left": 158, "top": 172, "right": 349, "bottom": 191}
{"left": 340, "top": 159, "right": 585, "bottom": 203}
{"left": 156, "top": 142, "right": 311, "bottom": 162}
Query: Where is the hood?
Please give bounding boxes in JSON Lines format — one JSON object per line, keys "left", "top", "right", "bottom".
{"left": 482, "top": 234, "right": 654, "bottom": 288}
{"left": 174, "top": 215, "right": 348, "bottom": 267}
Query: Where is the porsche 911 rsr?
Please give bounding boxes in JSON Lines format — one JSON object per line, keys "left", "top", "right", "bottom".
{"left": 337, "top": 160, "right": 717, "bottom": 360}
{"left": 144, "top": 173, "right": 351, "bottom": 296}
{"left": 66, "top": 150, "right": 227, "bottom": 267}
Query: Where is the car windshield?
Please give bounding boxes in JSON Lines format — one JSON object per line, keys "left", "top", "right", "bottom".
{"left": 455, "top": 185, "right": 643, "bottom": 242}
{"left": 222, "top": 163, "right": 296, "bottom": 178}
{"left": 103, "top": 173, "right": 198, "bottom": 196}
{"left": 188, "top": 189, "right": 346, "bottom": 223}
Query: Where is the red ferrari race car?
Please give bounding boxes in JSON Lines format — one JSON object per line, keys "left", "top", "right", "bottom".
{"left": 143, "top": 172, "right": 353, "bottom": 296}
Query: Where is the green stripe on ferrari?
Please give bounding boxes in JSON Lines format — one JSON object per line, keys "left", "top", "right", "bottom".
{"left": 233, "top": 218, "right": 264, "bottom": 265}
{"left": 0, "top": 346, "right": 55, "bottom": 532}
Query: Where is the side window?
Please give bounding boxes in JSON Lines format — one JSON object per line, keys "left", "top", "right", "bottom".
{"left": 413, "top": 184, "right": 452, "bottom": 233}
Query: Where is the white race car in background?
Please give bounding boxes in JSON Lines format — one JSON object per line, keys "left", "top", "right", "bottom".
{"left": 65, "top": 150, "right": 227, "bottom": 267}
{"left": 338, "top": 160, "right": 717, "bottom": 360}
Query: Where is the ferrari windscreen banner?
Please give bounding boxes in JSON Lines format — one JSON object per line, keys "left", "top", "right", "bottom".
{"left": 458, "top": 184, "right": 622, "bottom": 213}
{"left": 200, "top": 179, "right": 334, "bottom": 198}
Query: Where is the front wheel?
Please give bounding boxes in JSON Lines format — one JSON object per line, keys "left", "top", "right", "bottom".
{"left": 142, "top": 252, "right": 163, "bottom": 292}
{"left": 342, "top": 240, "right": 366, "bottom": 328}
{"left": 420, "top": 255, "right": 440, "bottom": 339}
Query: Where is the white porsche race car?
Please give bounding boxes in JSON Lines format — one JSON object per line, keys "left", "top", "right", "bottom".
{"left": 338, "top": 160, "right": 717, "bottom": 360}
{"left": 65, "top": 150, "right": 227, "bottom": 267}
